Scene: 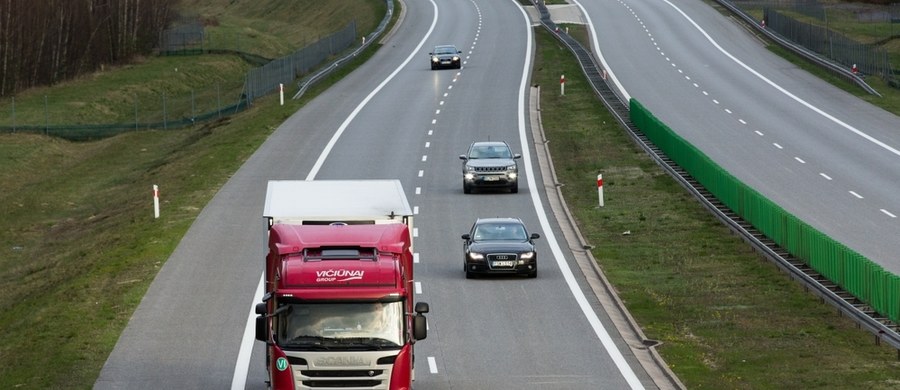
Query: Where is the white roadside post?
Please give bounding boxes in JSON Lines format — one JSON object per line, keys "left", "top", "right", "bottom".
{"left": 597, "top": 174, "right": 604, "bottom": 207}
{"left": 153, "top": 185, "right": 160, "bottom": 219}
{"left": 279, "top": 83, "right": 284, "bottom": 106}
{"left": 560, "top": 74, "right": 565, "bottom": 96}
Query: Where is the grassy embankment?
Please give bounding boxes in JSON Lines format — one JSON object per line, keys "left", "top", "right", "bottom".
{"left": 536, "top": 22, "right": 900, "bottom": 388}
{"left": 0, "top": 0, "right": 386, "bottom": 388}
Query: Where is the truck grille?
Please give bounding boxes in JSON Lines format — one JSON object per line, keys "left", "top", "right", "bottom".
{"left": 300, "top": 370, "right": 384, "bottom": 389}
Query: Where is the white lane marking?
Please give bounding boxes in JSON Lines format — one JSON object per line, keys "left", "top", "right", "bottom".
{"left": 820, "top": 173, "right": 833, "bottom": 180}
{"left": 739, "top": 119, "right": 747, "bottom": 125}
{"left": 428, "top": 130, "right": 433, "bottom": 136}
{"left": 413, "top": 228, "right": 419, "bottom": 238}
{"left": 725, "top": 108, "right": 732, "bottom": 114}
{"left": 712, "top": 99, "right": 719, "bottom": 105}
{"left": 416, "top": 187, "right": 421, "bottom": 195}
{"left": 435, "top": 109, "right": 441, "bottom": 115}
{"left": 414, "top": 253, "right": 420, "bottom": 264}
{"left": 794, "top": 157, "right": 805, "bottom": 164}
{"left": 882, "top": 209, "right": 897, "bottom": 218}
{"left": 425, "top": 141, "right": 431, "bottom": 148}
{"left": 229, "top": 273, "right": 265, "bottom": 390}
{"left": 414, "top": 206, "right": 420, "bottom": 215}
{"left": 431, "top": 119, "right": 437, "bottom": 124}
{"left": 427, "top": 357, "right": 438, "bottom": 374}
{"left": 418, "top": 170, "right": 424, "bottom": 177}
{"left": 439, "top": 101, "right": 444, "bottom": 106}
{"left": 850, "top": 191, "right": 864, "bottom": 199}
{"left": 660, "top": 0, "right": 900, "bottom": 159}
{"left": 773, "top": 143, "right": 783, "bottom": 149}
{"left": 755, "top": 130, "right": 764, "bottom": 136}
{"left": 415, "top": 282, "right": 422, "bottom": 295}
{"left": 422, "top": 155, "right": 428, "bottom": 162}
{"left": 232, "top": 1, "right": 442, "bottom": 387}
{"left": 512, "top": 2, "right": 644, "bottom": 388}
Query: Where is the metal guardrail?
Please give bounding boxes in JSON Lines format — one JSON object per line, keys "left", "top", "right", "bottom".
{"left": 293, "top": 0, "right": 395, "bottom": 100}
{"left": 531, "top": 0, "right": 900, "bottom": 352}
{"left": 713, "top": 0, "right": 882, "bottom": 97}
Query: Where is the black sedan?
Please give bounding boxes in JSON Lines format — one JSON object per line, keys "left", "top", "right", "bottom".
{"left": 429, "top": 45, "right": 462, "bottom": 70}
{"left": 462, "top": 218, "right": 540, "bottom": 279}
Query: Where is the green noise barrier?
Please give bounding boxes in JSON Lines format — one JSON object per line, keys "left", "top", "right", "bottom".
{"left": 630, "top": 98, "right": 900, "bottom": 323}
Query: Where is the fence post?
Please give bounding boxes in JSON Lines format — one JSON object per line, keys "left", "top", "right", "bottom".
{"left": 134, "top": 96, "right": 138, "bottom": 131}
{"left": 43, "top": 95, "right": 49, "bottom": 135}
{"left": 11, "top": 96, "right": 15, "bottom": 132}
{"left": 163, "top": 92, "right": 168, "bottom": 130}
{"left": 217, "top": 83, "right": 222, "bottom": 118}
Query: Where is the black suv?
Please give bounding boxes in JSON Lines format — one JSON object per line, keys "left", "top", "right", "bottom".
{"left": 461, "top": 218, "right": 540, "bottom": 279}
{"left": 459, "top": 141, "right": 521, "bottom": 194}
{"left": 429, "top": 45, "right": 462, "bottom": 70}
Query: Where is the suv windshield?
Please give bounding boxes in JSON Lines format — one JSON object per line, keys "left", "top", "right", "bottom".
{"left": 276, "top": 301, "right": 404, "bottom": 350}
{"left": 470, "top": 144, "right": 512, "bottom": 159}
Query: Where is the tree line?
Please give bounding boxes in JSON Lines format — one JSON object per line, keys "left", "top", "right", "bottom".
{"left": 0, "top": 0, "right": 177, "bottom": 97}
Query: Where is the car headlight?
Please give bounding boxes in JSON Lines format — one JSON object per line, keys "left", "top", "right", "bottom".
{"left": 452, "top": 56, "right": 460, "bottom": 61}
{"left": 464, "top": 173, "right": 475, "bottom": 180}
{"left": 507, "top": 164, "right": 517, "bottom": 171}
{"left": 465, "top": 165, "right": 475, "bottom": 172}
{"left": 432, "top": 56, "right": 439, "bottom": 63}
{"left": 519, "top": 252, "right": 534, "bottom": 260}
{"left": 468, "top": 252, "right": 484, "bottom": 261}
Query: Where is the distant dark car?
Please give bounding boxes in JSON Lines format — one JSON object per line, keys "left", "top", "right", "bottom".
{"left": 459, "top": 141, "right": 521, "bottom": 194}
{"left": 462, "top": 218, "right": 540, "bottom": 279}
{"left": 429, "top": 45, "right": 462, "bottom": 70}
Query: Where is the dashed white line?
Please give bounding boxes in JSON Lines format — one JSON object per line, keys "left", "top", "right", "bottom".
{"left": 425, "top": 141, "right": 431, "bottom": 148}
{"left": 754, "top": 130, "right": 764, "bottom": 136}
{"left": 724, "top": 108, "right": 732, "bottom": 114}
{"left": 882, "top": 209, "right": 897, "bottom": 218}
{"left": 820, "top": 173, "right": 833, "bottom": 180}
{"left": 435, "top": 109, "right": 441, "bottom": 115}
{"left": 712, "top": 99, "right": 719, "bottom": 105}
{"left": 414, "top": 282, "right": 422, "bottom": 294}
{"left": 439, "top": 101, "right": 444, "bottom": 106}
{"left": 849, "top": 191, "right": 863, "bottom": 199}
{"left": 422, "top": 155, "right": 427, "bottom": 162}
{"left": 794, "top": 157, "right": 805, "bottom": 164}
{"left": 413, "top": 228, "right": 419, "bottom": 237}
{"left": 427, "top": 130, "right": 433, "bottom": 136}
{"left": 427, "top": 357, "right": 438, "bottom": 374}
{"left": 773, "top": 143, "right": 783, "bottom": 149}
{"left": 418, "top": 170, "right": 424, "bottom": 177}
{"left": 702, "top": 91, "right": 708, "bottom": 96}
{"left": 431, "top": 119, "right": 437, "bottom": 124}
{"left": 413, "top": 206, "right": 419, "bottom": 214}
{"left": 738, "top": 119, "right": 746, "bottom": 125}
{"left": 413, "top": 252, "right": 420, "bottom": 264}
{"left": 415, "top": 187, "right": 421, "bottom": 194}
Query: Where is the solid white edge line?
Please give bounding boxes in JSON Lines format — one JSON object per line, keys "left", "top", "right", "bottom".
{"left": 230, "top": 1, "right": 441, "bottom": 388}
{"left": 513, "top": 2, "right": 644, "bottom": 389}
{"left": 230, "top": 273, "right": 265, "bottom": 390}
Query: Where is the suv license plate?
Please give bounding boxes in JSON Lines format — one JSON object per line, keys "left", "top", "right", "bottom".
{"left": 483, "top": 176, "right": 499, "bottom": 181}
{"left": 492, "top": 261, "right": 515, "bottom": 267}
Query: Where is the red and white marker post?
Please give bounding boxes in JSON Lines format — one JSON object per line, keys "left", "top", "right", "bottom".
{"left": 153, "top": 184, "right": 160, "bottom": 219}
{"left": 560, "top": 74, "right": 565, "bottom": 96}
{"left": 852, "top": 64, "right": 858, "bottom": 75}
{"left": 597, "top": 174, "right": 604, "bottom": 207}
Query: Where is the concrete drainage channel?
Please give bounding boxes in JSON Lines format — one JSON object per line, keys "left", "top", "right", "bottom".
{"left": 528, "top": 0, "right": 900, "bottom": 358}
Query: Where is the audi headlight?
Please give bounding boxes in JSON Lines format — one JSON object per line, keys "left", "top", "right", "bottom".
{"left": 432, "top": 56, "right": 439, "bottom": 63}
{"left": 453, "top": 56, "right": 460, "bottom": 61}
{"left": 468, "top": 252, "right": 484, "bottom": 261}
{"left": 519, "top": 252, "right": 534, "bottom": 260}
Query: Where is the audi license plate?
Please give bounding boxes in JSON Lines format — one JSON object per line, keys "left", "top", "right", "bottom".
{"left": 492, "top": 261, "right": 515, "bottom": 267}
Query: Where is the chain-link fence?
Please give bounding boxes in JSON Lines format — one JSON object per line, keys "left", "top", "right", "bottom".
{"left": 728, "top": 0, "right": 898, "bottom": 87}
{"left": 0, "top": 19, "right": 358, "bottom": 141}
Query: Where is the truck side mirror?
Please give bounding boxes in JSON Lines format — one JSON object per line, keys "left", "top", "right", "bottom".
{"left": 255, "top": 316, "right": 267, "bottom": 342}
{"left": 255, "top": 302, "right": 267, "bottom": 315}
{"left": 415, "top": 301, "right": 429, "bottom": 314}
{"left": 413, "top": 314, "right": 427, "bottom": 340}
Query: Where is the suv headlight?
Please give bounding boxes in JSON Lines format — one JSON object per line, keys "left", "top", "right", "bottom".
{"left": 507, "top": 164, "right": 517, "bottom": 171}
{"left": 465, "top": 165, "right": 475, "bottom": 172}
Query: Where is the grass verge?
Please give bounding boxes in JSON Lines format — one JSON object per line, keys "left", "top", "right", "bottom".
{"left": 532, "top": 26, "right": 900, "bottom": 389}
{"left": 0, "top": 1, "right": 392, "bottom": 388}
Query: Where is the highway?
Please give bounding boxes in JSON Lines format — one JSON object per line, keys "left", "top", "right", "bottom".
{"left": 96, "top": 0, "right": 658, "bottom": 389}
{"left": 574, "top": 0, "right": 900, "bottom": 273}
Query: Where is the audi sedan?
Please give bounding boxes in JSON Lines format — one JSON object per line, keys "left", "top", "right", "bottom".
{"left": 462, "top": 218, "right": 540, "bottom": 279}
{"left": 429, "top": 45, "right": 462, "bottom": 70}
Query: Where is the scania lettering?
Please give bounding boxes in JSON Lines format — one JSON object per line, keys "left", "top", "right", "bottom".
{"left": 255, "top": 180, "right": 428, "bottom": 390}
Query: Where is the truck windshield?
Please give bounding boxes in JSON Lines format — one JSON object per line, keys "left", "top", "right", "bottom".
{"left": 276, "top": 301, "right": 404, "bottom": 350}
